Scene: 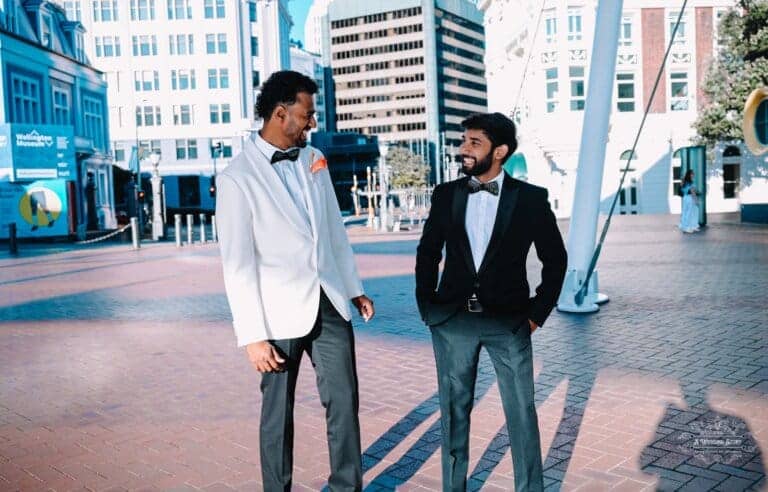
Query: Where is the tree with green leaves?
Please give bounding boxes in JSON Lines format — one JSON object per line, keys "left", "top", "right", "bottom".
{"left": 386, "top": 146, "right": 431, "bottom": 188}
{"left": 694, "top": 0, "right": 768, "bottom": 147}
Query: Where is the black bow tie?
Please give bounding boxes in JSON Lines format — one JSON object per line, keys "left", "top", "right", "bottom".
{"left": 271, "top": 148, "right": 300, "bottom": 164}
{"left": 467, "top": 180, "right": 500, "bottom": 196}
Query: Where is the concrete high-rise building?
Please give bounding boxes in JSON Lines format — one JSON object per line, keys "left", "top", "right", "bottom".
{"left": 480, "top": 0, "right": 767, "bottom": 219}
{"left": 326, "top": 0, "right": 487, "bottom": 182}
{"left": 304, "top": 0, "right": 331, "bottom": 55}
{"left": 54, "top": 0, "right": 291, "bottom": 212}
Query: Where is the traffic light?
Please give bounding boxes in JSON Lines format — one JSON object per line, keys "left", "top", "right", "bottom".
{"left": 209, "top": 176, "right": 216, "bottom": 197}
{"left": 137, "top": 190, "right": 146, "bottom": 201}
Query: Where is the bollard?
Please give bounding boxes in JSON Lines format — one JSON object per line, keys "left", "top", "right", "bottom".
{"left": 186, "top": 214, "right": 194, "bottom": 244}
{"left": 130, "top": 218, "right": 140, "bottom": 250}
{"left": 211, "top": 215, "right": 218, "bottom": 242}
{"left": 199, "top": 213, "right": 207, "bottom": 244}
{"left": 8, "top": 223, "right": 18, "bottom": 255}
{"left": 174, "top": 214, "right": 182, "bottom": 247}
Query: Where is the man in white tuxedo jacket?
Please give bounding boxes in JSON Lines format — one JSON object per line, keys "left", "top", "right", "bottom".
{"left": 216, "top": 70, "right": 374, "bottom": 492}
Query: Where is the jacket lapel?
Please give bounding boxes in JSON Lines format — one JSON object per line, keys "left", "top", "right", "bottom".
{"left": 478, "top": 175, "right": 519, "bottom": 275}
{"left": 294, "top": 149, "right": 320, "bottom": 243}
{"left": 243, "top": 139, "right": 312, "bottom": 239}
{"left": 451, "top": 177, "right": 476, "bottom": 275}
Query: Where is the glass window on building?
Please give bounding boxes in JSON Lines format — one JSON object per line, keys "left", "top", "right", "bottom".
{"left": 170, "top": 34, "right": 193, "bottom": 55}
{"left": 616, "top": 73, "right": 635, "bottom": 112}
{"left": 204, "top": 0, "right": 225, "bottom": 19}
{"left": 219, "top": 68, "right": 229, "bottom": 89}
{"left": 569, "top": 66, "right": 585, "bottom": 111}
{"left": 93, "top": 0, "right": 118, "bottom": 21}
{"left": 211, "top": 139, "right": 232, "bottom": 158}
{"left": 136, "top": 105, "right": 161, "bottom": 127}
{"left": 208, "top": 69, "right": 218, "bottom": 89}
{"left": 217, "top": 33, "right": 227, "bottom": 53}
{"left": 134, "top": 70, "right": 159, "bottom": 91}
{"left": 173, "top": 105, "right": 192, "bottom": 125}
{"left": 132, "top": 35, "right": 158, "bottom": 56}
{"left": 251, "top": 36, "right": 259, "bottom": 56}
{"left": 83, "top": 95, "right": 105, "bottom": 150}
{"left": 64, "top": 1, "right": 82, "bottom": 21}
{"left": 545, "top": 68, "right": 558, "bottom": 113}
{"left": 51, "top": 80, "right": 72, "bottom": 125}
{"left": 167, "top": 0, "right": 192, "bottom": 20}
{"left": 113, "top": 142, "right": 126, "bottom": 161}
{"left": 10, "top": 73, "right": 42, "bottom": 124}
{"left": 171, "top": 69, "right": 196, "bottom": 90}
{"left": 130, "top": 0, "right": 156, "bottom": 21}
{"left": 544, "top": 9, "right": 557, "bottom": 44}
{"left": 670, "top": 72, "right": 689, "bottom": 111}
{"left": 619, "top": 16, "right": 633, "bottom": 46}
{"left": 40, "top": 13, "right": 53, "bottom": 48}
{"left": 249, "top": 1, "right": 257, "bottom": 22}
{"left": 567, "top": 8, "right": 582, "bottom": 41}
{"left": 139, "top": 139, "right": 161, "bottom": 157}
{"left": 669, "top": 11, "right": 687, "bottom": 45}
{"left": 176, "top": 139, "right": 197, "bottom": 159}
{"left": 253, "top": 70, "right": 260, "bottom": 89}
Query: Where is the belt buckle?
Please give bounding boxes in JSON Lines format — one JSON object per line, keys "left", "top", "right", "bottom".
{"left": 467, "top": 294, "right": 483, "bottom": 313}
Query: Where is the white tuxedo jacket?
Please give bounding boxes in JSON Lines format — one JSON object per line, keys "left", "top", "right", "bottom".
{"left": 216, "top": 139, "right": 364, "bottom": 347}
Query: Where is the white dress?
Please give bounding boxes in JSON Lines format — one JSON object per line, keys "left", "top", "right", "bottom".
{"left": 679, "top": 183, "right": 700, "bottom": 233}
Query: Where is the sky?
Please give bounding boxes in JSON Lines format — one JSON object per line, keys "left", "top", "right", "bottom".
{"left": 288, "top": 0, "right": 314, "bottom": 46}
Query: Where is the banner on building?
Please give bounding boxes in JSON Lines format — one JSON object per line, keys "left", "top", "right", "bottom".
{"left": 0, "top": 124, "right": 77, "bottom": 181}
{"left": 0, "top": 179, "right": 70, "bottom": 238}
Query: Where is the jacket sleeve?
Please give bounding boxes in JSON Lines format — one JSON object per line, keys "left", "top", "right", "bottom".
{"left": 319, "top": 160, "right": 364, "bottom": 299}
{"left": 216, "top": 174, "right": 269, "bottom": 346}
{"left": 529, "top": 189, "right": 568, "bottom": 327}
{"left": 415, "top": 184, "right": 447, "bottom": 319}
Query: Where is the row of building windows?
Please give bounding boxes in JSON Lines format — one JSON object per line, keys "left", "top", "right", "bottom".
{"left": 437, "top": 42, "right": 484, "bottom": 64}
{"left": 396, "top": 56, "right": 424, "bottom": 67}
{"left": 133, "top": 103, "right": 231, "bottom": 127}
{"left": 332, "top": 33, "right": 359, "bottom": 45}
{"left": 123, "top": 33, "right": 227, "bottom": 57}
{"left": 333, "top": 65, "right": 361, "bottom": 75}
{"left": 85, "top": 0, "right": 225, "bottom": 22}
{"left": 544, "top": 69, "right": 689, "bottom": 113}
{"left": 438, "top": 27, "right": 484, "bottom": 50}
{"left": 394, "top": 24, "right": 423, "bottom": 35}
{"left": 395, "top": 73, "right": 424, "bottom": 84}
{"left": 365, "top": 29, "right": 388, "bottom": 40}
{"left": 334, "top": 40, "right": 424, "bottom": 60}
{"left": 8, "top": 71, "right": 106, "bottom": 150}
{"left": 440, "top": 75, "right": 487, "bottom": 93}
{"left": 439, "top": 59, "right": 485, "bottom": 78}
{"left": 436, "top": 9, "right": 484, "bottom": 36}
{"left": 330, "top": 7, "right": 423, "bottom": 31}
{"left": 112, "top": 138, "right": 233, "bottom": 162}
{"left": 442, "top": 91, "right": 487, "bottom": 107}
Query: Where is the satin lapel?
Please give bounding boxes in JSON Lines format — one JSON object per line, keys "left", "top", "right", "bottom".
{"left": 294, "top": 149, "right": 320, "bottom": 243}
{"left": 478, "top": 175, "right": 519, "bottom": 276}
{"left": 451, "top": 177, "right": 476, "bottom": 275}
{"left": 243, "top": 139, "right": 312, "bottom": 239}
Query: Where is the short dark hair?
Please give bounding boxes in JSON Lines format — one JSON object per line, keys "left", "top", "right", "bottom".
{"left": 461, "top": 112, "right": 518, "bottom": 161}
{"left": 256, "top": 70, "right": 318, "bottom": 120}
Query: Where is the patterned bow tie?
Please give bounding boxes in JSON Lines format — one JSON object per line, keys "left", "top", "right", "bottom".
{"left": 271, "top": 148, "right": 300, "bottom": 164}
{"left": 467, "top": 179, "right": 499, "bottom": 196}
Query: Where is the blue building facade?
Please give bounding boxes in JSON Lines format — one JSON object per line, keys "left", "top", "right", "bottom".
{"left": 0, "top": 0, "right": 115, "bottom": 239}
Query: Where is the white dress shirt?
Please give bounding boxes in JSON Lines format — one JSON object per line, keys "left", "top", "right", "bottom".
{"left": 252, "top": 132, "right": 311, "bottom": 229}
{"left": 465, "top": 170, "right": 505, "bottom": 271}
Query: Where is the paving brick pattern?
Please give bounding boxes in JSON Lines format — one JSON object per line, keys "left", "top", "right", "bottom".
{"left": 0, "top": 214, "right": 766, "bottom": 491}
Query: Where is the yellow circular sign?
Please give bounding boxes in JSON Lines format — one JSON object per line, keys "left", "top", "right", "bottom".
{"left": 18, "top": 187, "right": 62, "bottom": 227}
{"left": 743, "top": 87, "right": 768, "bottom": 155}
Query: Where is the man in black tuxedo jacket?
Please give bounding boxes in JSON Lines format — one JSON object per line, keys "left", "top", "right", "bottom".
{"left": 415, "top": 112, "right": 567, "bottom": 492}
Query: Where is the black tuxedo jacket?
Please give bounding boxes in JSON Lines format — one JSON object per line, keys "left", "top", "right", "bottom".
{"left": 415, "top": 174, "right": 567, "bottom": 328}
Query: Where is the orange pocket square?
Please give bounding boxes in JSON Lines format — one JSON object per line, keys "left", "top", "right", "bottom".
{"left": 310, "top": 157, "right": 328, "bottom": 174}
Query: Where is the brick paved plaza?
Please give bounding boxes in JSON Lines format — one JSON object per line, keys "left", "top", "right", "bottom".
{"left": 0, "top": 214, "right": 766, "bottom": 491}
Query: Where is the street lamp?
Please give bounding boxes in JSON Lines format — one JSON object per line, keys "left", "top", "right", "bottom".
{"left": 149, "top": 152, "right": 164, "bottom": 240}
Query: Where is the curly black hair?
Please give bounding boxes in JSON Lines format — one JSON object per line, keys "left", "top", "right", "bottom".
{"left": 255, "top": 70, "right": 318, "bottom": 120}
{"left": 461, "top": 112, "right": 518, "bottom": 161}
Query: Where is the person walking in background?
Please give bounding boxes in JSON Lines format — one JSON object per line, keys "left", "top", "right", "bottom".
{"left": 679, "top": 169, "right": 700, "bottom": 233}
{"left": 216, "top": 70, "right": 374, "bottom": 491}
{"left": 415, "top": 112, "right": 567, "bottom": 491}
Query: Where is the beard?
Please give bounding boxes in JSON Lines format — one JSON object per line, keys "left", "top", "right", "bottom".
{"left": 460, "top": 150, "right": 493, "bottom": 177}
